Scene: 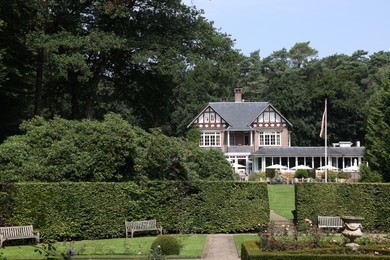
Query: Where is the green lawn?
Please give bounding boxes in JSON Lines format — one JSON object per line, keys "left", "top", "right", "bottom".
{"left": 0, "top": 234, "right": 207, "bottom": 259}
{"left": 267, "top": 184, "right": 295, "bottom": 219}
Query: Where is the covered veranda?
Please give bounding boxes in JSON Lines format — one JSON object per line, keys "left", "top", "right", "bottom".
{"left": 251, "top": 146, "right": 365, "bottom": 173}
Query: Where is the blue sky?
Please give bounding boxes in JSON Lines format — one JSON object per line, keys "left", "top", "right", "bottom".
{"left": 182, "top": 0, "right": 390, "bottom": 58}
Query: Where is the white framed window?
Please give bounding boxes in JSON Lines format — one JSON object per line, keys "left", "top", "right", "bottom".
{"left": 275, "top": 113, "right": 281, "bottom": 122}
{"left": 204, "top": 114, "right": 209, "bottom": 123}
{"left": 270, "top": 112, "right": 275, "bottom": 122}
{"left": 200, "top": 132, "right": 221, "bottom": 147}
{"left": 229, "top": 132, "right": 235, "bottom": 146}
{"left": 264, "top": 112, "right": 269, "bottom": 122}
{"left": 259, "top": 131, "right": 281, "bottom": 146}
{"left": 210, "top": 113, "right": 215, "bottom": 122}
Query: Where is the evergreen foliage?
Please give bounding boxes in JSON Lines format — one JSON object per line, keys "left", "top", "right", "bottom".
{"left": 0, "top": 114, "right": 234, "bottom": 182}
{"left": 0, "top": 181, "right": 269, "bottom": 239}
{"left": 151, "top": 236, "right": 182, "bottom": 255}
{"left": 365, "top": 67, "right": 390, "bottom": 181}
{"left": 295, "top": 183, "right": 390, "bottom": 232}
{"left": 294, "top": 170, "right": 308, "bottom": 179}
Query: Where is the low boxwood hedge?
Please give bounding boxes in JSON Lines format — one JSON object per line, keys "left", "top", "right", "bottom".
{"left": 241, "top": 240, "right": 390, "bottom": 259}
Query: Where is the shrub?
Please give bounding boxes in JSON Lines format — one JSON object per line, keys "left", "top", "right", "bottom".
{"left": 294, "top": 169, "right": 308, "bottom": 178}
{"left": 338, "top": 172, "right": 350, "bottom": 179}
{"left": 360, "top": 164, "right": 383, "bottom": 182}
{"left": 266, "top": 169, "right": 276, "bottom": 178}
{"left": 307, "top": 169, "right": 316, "bottom": 179}
{"left": 0, "top": 114, "right": 235, "bottom": 182}
{"left": 248, "top": 172, "right": 266, "bottom": 181}
{"left": 151, "top": 235, "right": 182, "bottom": 255}
{"left": 326, "top": 171, "right": 338, "bottom": 180}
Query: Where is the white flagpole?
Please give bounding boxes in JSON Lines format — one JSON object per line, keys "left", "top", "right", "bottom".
{"left": 324, "top": 99, "right": 328, "bottom": 182}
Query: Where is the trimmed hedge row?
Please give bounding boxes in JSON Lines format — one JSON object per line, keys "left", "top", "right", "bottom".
{"left": 0, "top": 181, "right": 269, "bottom": 240}
{"left": 241, "top": 241, "right": 390, "bottom": 259}
{"left": 295, "top": 183, "right": 390, "bottom": 232}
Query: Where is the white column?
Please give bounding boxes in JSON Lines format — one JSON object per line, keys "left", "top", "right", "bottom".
{"left": 262, "top": 157, "right": 266, "bottom": 172}
{"left": 312, "top": 157, "right": 314, "bottom": 168}
{"left": 227, "top": 131, "right": 230, "bottom": 146}
{"left": 287, "top": 157, "right": 290, "bottom": 169}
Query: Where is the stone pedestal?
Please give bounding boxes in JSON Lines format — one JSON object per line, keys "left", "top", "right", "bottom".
{"left": 341, "top": 216, "right": 364, "bottom": 250}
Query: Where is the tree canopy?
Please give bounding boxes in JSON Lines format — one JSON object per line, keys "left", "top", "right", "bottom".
{"left": 365, "top": 67, "right": 390, "bottom": 181}
{"left": 0, "top": 114, "right": 234, "bottom": 182}
{"left": 0, "top": 0, "right": 241, "bottom": 138}
{"left": 1, "top": 1, "right": 390, "bottom": 181}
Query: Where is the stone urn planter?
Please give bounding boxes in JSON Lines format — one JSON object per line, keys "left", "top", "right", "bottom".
{"left": 341, "top": 215, "right": 364, "bottom": 249}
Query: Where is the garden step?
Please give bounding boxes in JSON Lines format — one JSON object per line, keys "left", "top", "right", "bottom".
{"left": 269, "top": 211, "right": 295, "bottom": 235}
{"left": 268, "top": 222, "right": 295, "bottom": 236}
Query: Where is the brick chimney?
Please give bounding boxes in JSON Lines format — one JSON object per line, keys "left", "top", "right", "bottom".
{"left": 234, "top": 88, "right": 242, "bottom": 103}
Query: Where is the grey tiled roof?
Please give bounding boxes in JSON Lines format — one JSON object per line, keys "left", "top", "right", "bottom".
{"left": 209, "top": 102, "right": 269, "bottom": 130}
{"left": 252, "top": 146, "right": 365, "bottom": 157}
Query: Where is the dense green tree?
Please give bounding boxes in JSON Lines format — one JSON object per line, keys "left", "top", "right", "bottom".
{"left": 0, "top": 114, "right": 233, "bottom": 182}
{"left": 0, "top": 1, "right": 40, "bottom": 141}
{"left": 169, "top": 19, "right": 242, "bottom": 135}
{"left": 365, "top": 67, "right": 390, "bottom": 181}
{"left": 257, "top": 47, "right": 369, "bottom": 146}
{"left": 308, "top": 53, "right": 368, "bottom": 145}
{"left": 0, "top": 0, "right": 241, "bottom": 138}
{"left": 0, "top": 20, "right": 5, "bottom": 86}
{"left": 0, "top": 114, "right": 137, "bottom": 182}
{"left": 288, "top": 41, "right": 318, "bottom": 68}
{"left": 237, "top": 50, "right": 267, "bottom": 101}
{"left": 133, "top": 128, "right": 233, "bottom": 181}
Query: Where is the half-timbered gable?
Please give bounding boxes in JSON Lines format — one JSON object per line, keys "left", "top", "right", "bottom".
{"left": 251, "top": 105, "right": 290, "bottom": 129}
{"left": 250, "top": 105, "right": 292, "bottom": 147}
{"left": 191, "top": 106, "right": 228, "bottom": 130}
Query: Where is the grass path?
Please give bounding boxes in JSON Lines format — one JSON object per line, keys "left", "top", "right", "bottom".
{"left": 267, "top": 184, "right": 295, "bottom": 219}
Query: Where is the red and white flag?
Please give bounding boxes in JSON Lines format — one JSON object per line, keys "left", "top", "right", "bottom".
{"left": 319, "top": 99, "right": 327, "bottom": 138}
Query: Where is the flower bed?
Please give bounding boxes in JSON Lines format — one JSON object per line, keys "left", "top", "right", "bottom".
{"left": 242, "top": 219, "right": 390, "bottom": 259}
{"left": 241, "top": 241, "right": 390, "bottom": 260}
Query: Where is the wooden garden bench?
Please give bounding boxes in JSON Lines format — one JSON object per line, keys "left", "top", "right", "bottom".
{"left": 0, "top": 225, "right": 40, "bottom": 247}
{"left": 318, "top": 216, "right": 343, "bottom": 229}
{"left": 125, "top": 219, "right": 162, "bottom": 238}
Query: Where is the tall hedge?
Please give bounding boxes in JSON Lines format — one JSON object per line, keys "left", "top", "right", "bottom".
{"left": 295, "top": 183, "right": 390, "bottom": 232}
{"left": 0, "top": 181, "right": 269, "bottom": 240}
